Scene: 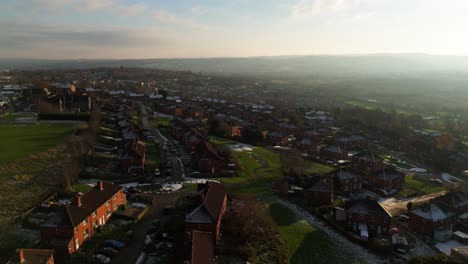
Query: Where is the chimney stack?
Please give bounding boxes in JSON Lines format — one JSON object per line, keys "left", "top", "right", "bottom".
{"left": 77, "top": 194, "right": 82, "bottom": 207}
{"left": 19, "top": 249, "right": 24, "bottom": 263}
{"left": 99, "top": 181, "right": 104, "bottom": 191}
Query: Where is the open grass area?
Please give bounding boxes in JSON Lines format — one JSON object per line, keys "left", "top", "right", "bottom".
{"left": 220, "top": 146, "right": 283, "bottom": 195}
{"left": 144, "top": 141, "right": 161, "bottom": 174}
{"left": 400, "top": 174, "right": 446, "bottom": 196}
{"left": 0, "top": 123, "right": 77, "bottom": 164}
{"left": 73, "top": 183, "right": 94, "bottom": 193}
{"left": 303, "top": 160, "right": 334, "bottom": 174}
{"left": 156, "top": 117, "right": 171, "bottom": 127}
{"left": 209, "top": 136, "right": 236, "bottom": 145}
{"left": 382, "top": 155, "right": 414, "bottom": 170}
{"left": 269, "top": 202, "right": 364, "bottom": 264}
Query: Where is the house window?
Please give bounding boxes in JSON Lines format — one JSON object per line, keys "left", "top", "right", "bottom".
{"left": 107, "top": 209, "right": 111, "bottom": 216}
{"left": 113, "top": 204, "right": 117, "bottom": 210}
{"left": 113, "top": 194, "right": 117, "bottom": 200}
{"left": 106, "top": 201, "right": 110, "bottom": 206}
{"left": 74, "top": 227, "right": 78, "bottom": 233}
{"left": 92, "top": 211, "right": 97, "bottom": 217}
{"left": 82, "top": 219, "right": 88, "bottom": 226}
{"left": 359, "top": 215, "right": 365, "bottom": 221}
{"left": 84, "top": 229, "right": 89, "bottom": 238}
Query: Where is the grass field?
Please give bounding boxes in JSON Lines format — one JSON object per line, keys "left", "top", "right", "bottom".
{"left": 220, "top": 146, "right": 283, "bottom": 195}
{"left": 210, "top": 137, "right": 365, "bottom": 263}
{"left": 0, "top": 123, "right": 77, "bottom": 164}
{"left": 269, "top": 202, "right": 365, "bottom": 264}
{"left": 400, "top": 174, "right": 446, "bottom": 196}
{"left": 304, "top": 160, "right": 334, "bottom": 174}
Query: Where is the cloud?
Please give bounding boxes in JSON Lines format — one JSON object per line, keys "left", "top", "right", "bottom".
{"left": 0, "top": 19, "right": 170, "bottom": 58}
{"left": 291, "top": 0, "right": 366, "bottom": 17}
{"left": 343, "top": 11, "right": 375, "bottom": 23}
{"left": 153, "top": 9, "right": 214, "bottom": 31}
{"left": 32, "top": 0, "right": 148, "bottom": 16}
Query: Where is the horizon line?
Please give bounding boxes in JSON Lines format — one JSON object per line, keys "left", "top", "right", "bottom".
{"left": 2, "top": 52, "right": 468, "bottom": 61}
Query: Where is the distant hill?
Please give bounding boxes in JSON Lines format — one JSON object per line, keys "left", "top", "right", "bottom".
{"left": 2, "top": 54, "right": 468, "bottom": 78}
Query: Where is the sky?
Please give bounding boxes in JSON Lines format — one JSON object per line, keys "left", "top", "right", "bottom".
{"left": 0, "top": 0, "right": 468, "bottom": 59}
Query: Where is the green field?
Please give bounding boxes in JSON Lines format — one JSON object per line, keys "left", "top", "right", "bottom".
{"left": 211, "top": 138, "right": 366, "bottom": 263}
{"left": 400, "top": 174, "right": 446, "bottom": 196}
{"left": 220, "top": 146, "right": 283, "bottom": 195}
{"left": 0, "top": 123, "right": 77, "bottom": 164}
{"left": 304, "top": 160, "right": 334, "bottom": 174}
{"left": 269, "top": 202, "right": 365, "bottom": 264}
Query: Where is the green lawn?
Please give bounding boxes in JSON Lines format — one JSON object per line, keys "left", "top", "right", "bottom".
{"left": 269, "top": 202, "right": 365, "bottom": 264}
{"left": 73, "top": 183, "right": 94, "bottom": 193}
{"left": 144, "top": 141, "right": 161, "bottom": 171}
{"left": 211, "top": 137, "right": 365, "bottom": 264}
{"left": 304, "top": 160, "right": 334, "bottom": 174}
{"left": 0, "top": 123, "right": 77, "bottom": 164}
{"left": 400, "top": 174, "right": 446, "bottom": 196}
{"left": 156, "top": 117, "right": 170, "bottom": 127}
{"left": 219, "top": 146, "right": 283, "bottom": 195}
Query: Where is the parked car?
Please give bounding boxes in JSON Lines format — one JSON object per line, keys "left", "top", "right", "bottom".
{"left": 397, "top": 215, "right": 409, "bottom": 221}
{"left": 99, "top": 247, "right": 119, "bottom": 257}
{"left": 102, "top": 240, "right": 125, "bottom": 249}
{"left": 154, "top": 169, "right": 161, "bottom": 176}
{"left": 92, "top": 253, "right": 111, "bottom": 264}
{"left": 190, "top": 171, "right": 201, "bottom": 178}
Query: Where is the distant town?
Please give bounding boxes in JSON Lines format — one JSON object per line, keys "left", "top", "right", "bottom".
{"left": 0, "top": 67, "right": 467, "bottom": 264}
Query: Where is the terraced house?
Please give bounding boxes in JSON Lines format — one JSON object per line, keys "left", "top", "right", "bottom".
{"left": 40, "top": 181, "right": 126, "bottom": 258}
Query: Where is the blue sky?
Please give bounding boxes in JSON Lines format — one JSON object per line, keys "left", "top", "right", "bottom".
{"left": 1, "top": 0, "right": 468, "bottom": 59}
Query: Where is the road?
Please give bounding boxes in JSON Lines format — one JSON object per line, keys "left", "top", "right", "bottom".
{"left": 110, "top": 193, "right": 180, "bottom": 264}
{"left": 153, "top": 128, "right": 186, "bottom": 181}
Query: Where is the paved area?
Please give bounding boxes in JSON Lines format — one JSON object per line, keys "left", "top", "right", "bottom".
{"left": 111, "top": 193, "right": 179, "bottom": 264}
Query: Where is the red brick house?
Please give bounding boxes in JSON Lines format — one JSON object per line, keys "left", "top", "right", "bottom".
{"left": 332, "top": 168, "right": 362, "bottom": 195}
{"left": 368, "top": 167, "right": 405, "bottom": 195}
{"left": 345, "top": 199, "right": 392, "bottom": 236}
{"left": 41, "top": 181, "right": 126, "bottom": 256}
{"left": 336, "top": 135, "right": 367, "bottom": 150}
{"left": 185, "top": 182, "right": 228, "bottom": 241}
{"left": 320, "top": 144, "right": 348, "bottom": 162}
{"left": 8, "top": 249, "right": 54, "bottom": 264}
{"left": 351, "top": 151, "right": 385, "bottom": 174}
{"left": 305, "top": 177, "right": 333, "bottom": 207}
{"left": 119, "top": 140, "right": 146, "bottom": 173}
{"left": 408, "top": 202, "right": 455, "bottom": 241}
{"left": 191, "top": 231, "right": 215, "bottom": 264}
{"left": 296, "top": 137, "right": 318, "bottom": 155}
{"left": 196, "top": 141, "right": 225, "bottom": 175}
{"left": 266, "top": 131, "right": 288, "bottom": 146}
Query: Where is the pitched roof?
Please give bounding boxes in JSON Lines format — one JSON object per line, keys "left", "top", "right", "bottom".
{"left": 10, "top": 249, "right": 54, "bottom": 264}
{"left": 191, "top": 231, "right": 215, "bottom": 264}
{"left": 437, "top": 191, "right": 468, "bottom": 209}
{"left": 411, "top": 203, "right": 454, "bottom": 222}
{"left": 333, "top": 168, "right": 360, "bottom": 181}
{"left": 353, "top": 151, "right": 382, "bottom": 162}
{"left": 203, "top": 183, "right": 227, "bottom": 222}
{"left": 132, "top": 140, "right": 145, "bottom": 157}
{"left": 322, "top": 144, "right": 344, "bottom": 154}
{"left": 67, "top": 181, "right": 123, "bottom": 227}
{"left": 346, "top": 199, "right": 391, "bottom": 217}
{"left": 307, "top": 179, "right": 332, "bottom": 193}
{"left": 186, "top": 182, "right": 227, "bottom": 224}
{"left": 374, "top": 168, "right": 405, "bottom": 181}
